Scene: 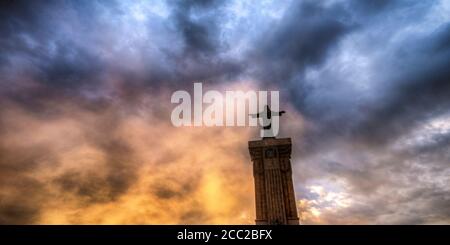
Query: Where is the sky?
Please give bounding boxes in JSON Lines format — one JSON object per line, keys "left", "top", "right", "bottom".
{"left": 0, "top": 0, "right": 449, "bottom": 224}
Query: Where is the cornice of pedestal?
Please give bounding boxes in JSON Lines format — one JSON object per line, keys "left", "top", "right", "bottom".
{"left": 248, "top": 138, "right": 292, "bottom": 161}
{"left": 248, "top": 137, "right": 291, "bottom": 148}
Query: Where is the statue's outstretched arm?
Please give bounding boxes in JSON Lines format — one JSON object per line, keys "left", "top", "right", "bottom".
{"left": 273, "top": 110, "right": 286, "bottom": 116}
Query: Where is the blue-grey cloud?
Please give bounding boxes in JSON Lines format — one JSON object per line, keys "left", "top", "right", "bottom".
{"left": 0, "top": 0, "right": 449, "bottom": 224}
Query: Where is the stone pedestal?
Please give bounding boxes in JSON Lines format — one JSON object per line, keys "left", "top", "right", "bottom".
{"left": 248, "top": 137, "right": 299, "bottom": 225}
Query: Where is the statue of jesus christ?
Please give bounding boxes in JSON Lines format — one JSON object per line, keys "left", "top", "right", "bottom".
{"left": 251, "top": 105, "right": 285, "bottom": 138}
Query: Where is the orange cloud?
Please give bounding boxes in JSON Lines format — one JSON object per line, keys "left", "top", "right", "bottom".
{"left": 0, "top": 81, "right": 282, "bottom": 224}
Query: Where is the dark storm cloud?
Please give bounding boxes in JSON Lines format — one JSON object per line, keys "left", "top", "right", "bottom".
{"left": 249, "top": 0, "right": 408, "bottom": 88}
{"left": 53, "top": 140, "right": 137, "bottom": 205}
{"left": 250, "top": 0, "right": 353, "bottom": 84}
{"left": 354, "top": 23, "right": 450, "bottom": 146}
{"left": 0, "top": 0, "right": 449, "bottom": 224}
{"left": 0, "top": 101, "right": 139, "bottom": 223}
{"left": 245, "top": 0, "right": 420, "bottom": 144}
{"left": 151, "top": 175, "right": 201, "bottom": 200}
{"left": 257, "top": 1, "right": 450, "bottom": 156}
{"left": 0, "top": 0, "right": 244, "bottom": 94}
{"left": 0, "top": 0, "right": 110, "bottom": 113}
{"left": 165, "top": 0, "right": 245, "bottom": 84}
{"left": 0, "top": 145, "right": 45, "bottom": 224}
{"left": 0, "top": 0, "right": 47, "bottom": 38}
{"left": 296, "top": 134, "right": 450, "bottom": 224}
{"left": 171, "top": 0, "right": 224, "bottom": 56}
{"left": 53, "top": 141, "right": 138, "bottom": 205}
{"left": 245, "top": 0, "right": 390, "bottom": 153}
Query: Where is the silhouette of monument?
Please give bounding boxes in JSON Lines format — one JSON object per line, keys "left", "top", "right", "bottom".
{"left": 253, "top": 105, "right": 285, "bottom": 131}
{"left": 248, "top": 107, "right": 299, "bottom": 225}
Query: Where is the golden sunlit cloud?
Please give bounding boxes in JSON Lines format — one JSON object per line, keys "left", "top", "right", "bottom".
{"left": 0, "top": 80, "right": 305, "bottom": 224}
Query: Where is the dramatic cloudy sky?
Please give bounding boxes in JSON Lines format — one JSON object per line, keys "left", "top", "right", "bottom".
{"left": 1, "top": 0, "right": 449, "bottom": 224}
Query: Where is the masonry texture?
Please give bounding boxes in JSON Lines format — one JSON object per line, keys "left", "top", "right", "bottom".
{"left": 249, "top": 138, "right": 299, "bottom": 225}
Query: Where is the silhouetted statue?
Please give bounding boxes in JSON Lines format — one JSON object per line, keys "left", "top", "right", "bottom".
{"left": 251, "top": 105, "right": 286, "bottom": 138}
{"left": 256, "top": 105, "right": 285, "bottom": 129}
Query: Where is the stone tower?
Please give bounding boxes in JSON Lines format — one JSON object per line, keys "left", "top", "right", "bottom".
{"left": 248, "top": 137, "right": 299, "bottom": 225}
